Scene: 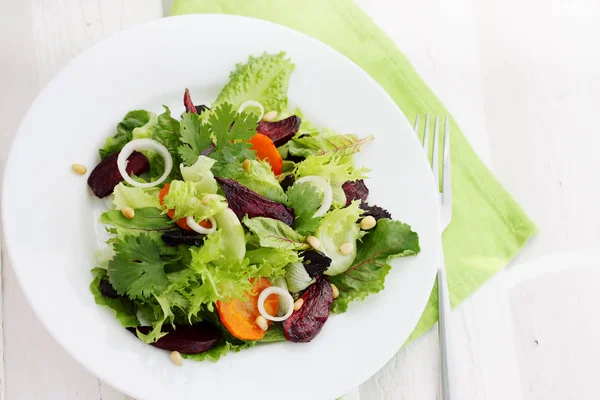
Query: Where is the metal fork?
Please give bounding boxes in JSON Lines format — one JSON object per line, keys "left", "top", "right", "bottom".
{"left": 415, "top": 115, "right": 453, "bottom": 400}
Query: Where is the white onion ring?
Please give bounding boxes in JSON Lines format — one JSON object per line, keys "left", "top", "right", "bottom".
{"left": 117, "top": 139, "right": 172, "bottom": 188}
{"left": 237, "top": 100, "right": 264, "bottom": 120}
{"left": 295, "top": 176, "right": 333, "bottom": 217}
{"left": 258, "top": 286, "right": 294, "bottom": 322}
{"left": 185, "top": 215, "right": 217, "bottom": 235}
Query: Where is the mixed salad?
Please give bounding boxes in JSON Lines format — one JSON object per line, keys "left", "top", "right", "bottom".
{"left": 84, "top": 52, "right": 420, "bottom": 363}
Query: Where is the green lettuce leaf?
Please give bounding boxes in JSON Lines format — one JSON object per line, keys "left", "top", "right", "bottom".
{"left": 99, "top": 110, "right": 152, "bottom": 159}
{"left": 185, "top": 230, "right": 254, "bottom": 314}
{"left": 329, "top": 219, "right": 420, "bottom": 313}
{"left": 288, "top": 130, "right": 374, "bottom": 159}
{"left": 184, "top": 340, "right": 255, "bottom": 362}
{"left": 214, "top": 52, "right": 295, "bottom": 113}
{"left": 296, "top": 154, "right": 369, "bottom": 207}
{"left": 89, "top": 268, "right": 139, "bottom": 328}
{"left": 112, "top": 183, "right": 161, "bottom": 210}
{"left": 317, "top": 201, "right": 363, "bottom": 276}
{"left": 180, "top": 155, "right": 218, "bottom": 194}
{"left": 136, "top": 294, "right": 175, "bottom": 343}
{"left": 286, "top": 182, "right": 322, "bottom": 235}
{"left": 100, "top": 207, "right": 175, "bottom": 238}
{"left": 107, "top": 233, "right": 169, "bottom": 300}
{"left": 161, "top": 180, "right": 227, "bottom": 220}
{"left": 243, "top": 216, "right": 309, "bottom": 251}
{"left": 234, "top": 159, "right": 286, "bottom": 203}
{"left": 246, "top": 247, "right": 300, "bottom": 279}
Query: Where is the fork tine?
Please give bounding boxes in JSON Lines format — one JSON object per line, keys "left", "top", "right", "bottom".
{"left": 423, "top": 114, "right": 430, "bottom": 151}
{"left": 432, "top": 115, "right": 441, "bottom": 190}
{"left": 442, "top": 116, "right": 452, "bottom": 205}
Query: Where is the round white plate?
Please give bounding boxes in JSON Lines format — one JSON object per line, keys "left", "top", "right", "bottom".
{"left": 2, "top": 15, "right": 439, "bottom": 400}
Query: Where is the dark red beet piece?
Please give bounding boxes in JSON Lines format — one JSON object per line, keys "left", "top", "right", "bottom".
{"left": 342, "top": 179, "right": 369, "bottom": 206}
{"left": 183, "top": 88, "right": 197, "bottom": 114}
{"left": 216, "top": 177, "right": 295, "bottom": 226}
{"left": 283, "top": 278, "right": 333, "bottom": 342}
{"left": 99, "top": 278, "right": 119, "bottom": 298}
{"left": 161, "top": 230, "right": 205, "bottom": 247}
{"left": 201, "top": 142, "right": 215, "bottom": 156}
{"left": 256, "top": 115, "right": 301, "bottom": 147}
{"left": 360, "top": 201, "right": 392, "bottom": 220}
{"left": 300, "top": 250, "right": 331, "bottom": 278}
{"left": 129, "top": 323, "right": 222, "bottom": 354}
{"left": 87, "top": 151, "right": 149, "bottom": 198}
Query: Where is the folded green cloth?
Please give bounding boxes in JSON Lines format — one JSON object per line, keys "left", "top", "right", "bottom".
{"left": 171, "top": 0, "right": 537, "bottom": 343}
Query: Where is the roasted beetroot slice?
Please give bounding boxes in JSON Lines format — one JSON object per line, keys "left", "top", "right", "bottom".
{"left": 87, "top": 151, "right": 149, "bottom": 198}
{"left": 183, "top": 88, "right": 197, "bottom": 114}
{"left": 201, "top": 142, "right": 216, "bottom": 156}
{"left": 256, "top": 115, "right": 301, "bottom": 147}
{"left": 360, "top": 201, "right": 392, "bottom": 220}
{"left": 300, "top": 250, "right": 331, "bottom": 278}
{"left": 216, "top": 177, "right": 295, "bottom": 226}
{"left": 342, "top": 179, "right": 369, "bottom": 206}
{"left": 283, "top": 278, "right": 333, "bottom": 343}
{"left": 129, "top": 323, "right": 222, "bottom": 354}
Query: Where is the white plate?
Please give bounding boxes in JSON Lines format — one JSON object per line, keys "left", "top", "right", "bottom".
{"left": 2, "top": 15, "right": 439, "bottom": 400}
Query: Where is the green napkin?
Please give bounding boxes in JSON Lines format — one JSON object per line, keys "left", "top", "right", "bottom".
{"left": 171, "top": 0, "right": 537, "bottom": 343}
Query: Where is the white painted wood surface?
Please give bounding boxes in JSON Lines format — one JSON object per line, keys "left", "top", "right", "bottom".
{"left": 1, "top": 1, "right": 599, "bottom": 399}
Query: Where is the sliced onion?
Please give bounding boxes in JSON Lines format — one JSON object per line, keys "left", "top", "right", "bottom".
{"left": 186, "top": 215, "right": 217, "bottom": 235}
{"left": 258, "top": 286, "right": 294, "bottom": 322}
{"left": 238, "top": 100, "right": 264, "bottom": 120}
{"left": 295, "top": 176, "right": 333, "bottom": 217}
{"left": 117, "top": 139, "right": 172, "bottom": 188}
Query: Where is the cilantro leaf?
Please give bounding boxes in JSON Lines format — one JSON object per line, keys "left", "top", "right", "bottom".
{"left": 329, "top": 219, "right": 420, "bottom": 313}
{"left": 178, "top": 112, "right": 212, "bottom": 165}
{"left": 207, "top": 103, "right": 257, "bottom": 177}
{"left": 108, "top": 233, "right": 169, "bottom": 300}
{"left": 286, "top": 182, "right": 323, "bottom": 235}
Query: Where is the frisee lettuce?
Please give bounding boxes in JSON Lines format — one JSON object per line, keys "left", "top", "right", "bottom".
{"left": 161, "top": 180, "right": 227, "bottom": 220}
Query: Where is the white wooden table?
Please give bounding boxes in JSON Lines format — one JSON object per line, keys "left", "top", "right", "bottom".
{"left": 1, "top": 1, "right": 599, "bottom": 399}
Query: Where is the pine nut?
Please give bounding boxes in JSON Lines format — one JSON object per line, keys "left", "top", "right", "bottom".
{"left": 293, "top": 298, "right": 304, "bottom": 311}
{"left": 71, "top": 164, "right": 87, "bottom": 175}
{"left": 121, "top": 207, "right": 135, "bottom": 219}
{"left": 339, "top": 242, "right": 353, "bottom": 255}
{"left": 170, "top": 351, "right": 182, "bottom": 366}
{"left": 330, "top": 283, "right": 339, "bottom": 299}
{"left": 262, "top": 110, "right": 278, "bottom": 122}
{"left": 360, "top": 216, "right": 377, "bottom": 230}
{"left": 242, "top": 159, "right": 251, "bottom": 172}
{"left": 255, "top": 315, "right": 268, "bottom": 331}
{"left": 306, "top": 236, "right": 320, "bottom": 250}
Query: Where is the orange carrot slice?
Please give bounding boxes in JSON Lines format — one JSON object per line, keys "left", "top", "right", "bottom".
{"left": 216, "top": 277, "right": 279, "bottom": 341}
{"left": 249, "top": 133, "right": 283, "bottom": 175}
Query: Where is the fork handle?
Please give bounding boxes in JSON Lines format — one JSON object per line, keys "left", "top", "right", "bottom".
{"left": 437, "top": 254, "right": 452, "bottom": 400}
